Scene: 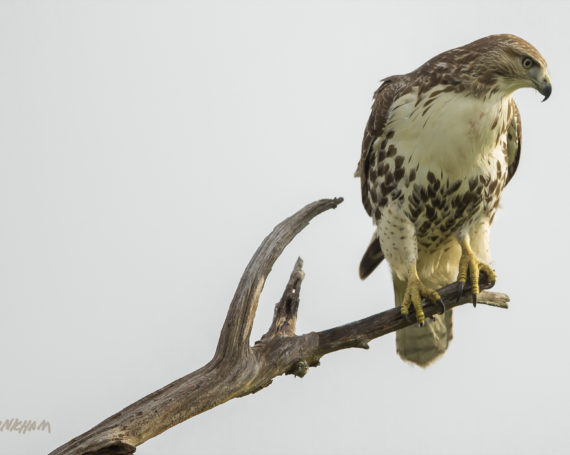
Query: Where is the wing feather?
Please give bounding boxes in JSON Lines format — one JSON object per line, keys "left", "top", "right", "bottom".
{"left": 355, "top": 76, "right": 407, "bottom": 216}
{"left": 505, "top": 99, "right": 522, "bottom": 185}
{"left": 356, "top": 76, "right": 408, "bottom": 278}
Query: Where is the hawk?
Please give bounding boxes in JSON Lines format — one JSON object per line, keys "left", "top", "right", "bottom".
{"left": 355, "top": 34, "right": 551, "bottom": 366}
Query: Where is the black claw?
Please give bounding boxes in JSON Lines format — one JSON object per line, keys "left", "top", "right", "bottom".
{"left": 472, "top": 293, "right": 477, "bottom": 307}
{"left": 437, "top": 298, "right": 446, "bottom": 314}
{"left": 417, "top": 321, "right": 424, "bottom": 328}
{"left": 456, "top": 281, "right": 465, "bottom": 305}
{"left": 404, "top": 313, "right": 411, "bottom": 323}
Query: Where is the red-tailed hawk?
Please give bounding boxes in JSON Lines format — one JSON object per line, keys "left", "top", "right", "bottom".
{"left": 356, "top": 34, "right": 551, "bottom": 366}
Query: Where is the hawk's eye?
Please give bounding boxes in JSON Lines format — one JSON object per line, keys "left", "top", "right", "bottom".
{"left": 522, "top": 57, "right": 534, "bottom": 69}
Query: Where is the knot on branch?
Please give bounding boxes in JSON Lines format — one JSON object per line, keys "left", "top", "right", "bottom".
{"left": 355, "top": 339, "right": 370, "bottom": 349}
{"left": 85, "top": 442, "right": 136, "bottom": 455}
{"left": 287, "top": 360, "right": 309, "bottom": 378}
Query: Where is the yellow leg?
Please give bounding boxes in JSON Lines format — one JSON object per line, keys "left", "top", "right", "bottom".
{"left": 400, "top": 263, "right": 443, "bottom": 326}
{"left": 457, "top": 237, "right": 497, "bottom": 306}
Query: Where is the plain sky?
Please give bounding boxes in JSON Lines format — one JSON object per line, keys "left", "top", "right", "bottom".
{"left": 1, "top": 1, "right": 569, "bottom": 454}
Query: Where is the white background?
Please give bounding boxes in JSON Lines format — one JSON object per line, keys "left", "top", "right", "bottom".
{"left": 1, "top": 1, "right": 569, "bottom": 454}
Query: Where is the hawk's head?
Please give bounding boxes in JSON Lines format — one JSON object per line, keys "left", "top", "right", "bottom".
{"left": 465, "top": 34, "right": 552, "bottom": 101}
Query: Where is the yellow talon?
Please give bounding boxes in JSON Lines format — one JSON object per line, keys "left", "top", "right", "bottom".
{"left": 457, "top": 238, "right": 497, "bottom": 302}
{"left": 401, "top": 265, "right": 441, "bottom": 325}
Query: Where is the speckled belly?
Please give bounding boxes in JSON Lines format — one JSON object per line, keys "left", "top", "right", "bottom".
{"left": 405, "top": 169, "right": 506, "bottom": 253}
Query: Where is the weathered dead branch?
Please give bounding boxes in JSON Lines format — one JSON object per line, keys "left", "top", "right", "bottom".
{"left": 49, "top": 198, "right": 509, "bottom": 455}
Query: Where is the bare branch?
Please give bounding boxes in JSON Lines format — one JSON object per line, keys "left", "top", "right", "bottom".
{"left": 49, "top": 198, "right": 510, "bottom": 455}
{"left": 214, "top": 198, "right": 343, "bottom": 360}
{"left": 262, "top": 257, "right": 305, "bottom": 340}
{"left": 313, "top": 279, "right": 508, "bottom": 358}
{"left": 49, "top": 198, "right": 343, "bottom": 455}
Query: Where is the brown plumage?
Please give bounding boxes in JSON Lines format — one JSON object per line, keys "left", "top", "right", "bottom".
{"left": 356, "top": 34, "right": 550, "bottom": 366}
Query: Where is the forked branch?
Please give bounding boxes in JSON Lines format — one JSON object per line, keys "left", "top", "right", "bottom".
{"left": 49, "top": 198, "right": 509, "bottom": 455}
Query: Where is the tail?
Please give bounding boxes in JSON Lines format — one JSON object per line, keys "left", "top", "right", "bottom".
{"left": 393, "top": 275, "right": 453, "bottom": 367}
{"left": 360, "top": 233, "right": 454, "bottom": 366}
{"left": 359, "top": 235, "right": 384, "bottom": 280}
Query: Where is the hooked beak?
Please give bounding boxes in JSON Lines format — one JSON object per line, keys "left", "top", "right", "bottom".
{"left": 537, "top": 74, "right": 552, "bottom": 102}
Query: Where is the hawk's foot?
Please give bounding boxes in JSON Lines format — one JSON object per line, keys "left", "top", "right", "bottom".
{"left": 400, "top": 271, "right": 443, "bottom": 326}
{"left": 457, "top": 239, "right": 497, "bottom": 307}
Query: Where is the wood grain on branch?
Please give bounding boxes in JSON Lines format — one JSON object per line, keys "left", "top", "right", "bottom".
{"left": 49, "top": 198, "right": 509, "bottom": 455}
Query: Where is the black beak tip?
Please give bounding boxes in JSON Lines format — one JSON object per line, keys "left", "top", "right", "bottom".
{"left": 541, "top": 84, "right": 552, "bottom": 102}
